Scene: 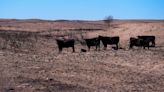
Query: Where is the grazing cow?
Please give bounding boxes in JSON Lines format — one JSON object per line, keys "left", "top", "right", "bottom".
{"left": 56, "top": 39, "right": 75, "bottom": 52}
{"left": 99, "top": 35, "right": 119, "bottom": 50}
{"left": 84, "top": 37, "right": 100, "bottom": 51}
{"left": 129, "top": 37, "right": 150, "bottom": 49}
{"left": 138, "top": 36, "right": 155, "bottom": 47}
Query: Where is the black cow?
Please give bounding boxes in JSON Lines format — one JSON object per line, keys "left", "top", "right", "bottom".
{"left": 99, "top": 35, "right": 119, "bottom": 50}
{"left": 129, "top": 37, "right": 150, "bottom": 49}
{"left": 56, "top": 39, "right": 75, "bottom": 52}
{"left": 138, "top": 36, "right": 155, "bottom": 47}
{"left": 84, "top": 37, "right": 100, "bottom": 51}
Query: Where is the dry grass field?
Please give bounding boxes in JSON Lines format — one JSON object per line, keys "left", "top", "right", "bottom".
{"left": 0, "top": 19, "right": 164, "bottom": 92}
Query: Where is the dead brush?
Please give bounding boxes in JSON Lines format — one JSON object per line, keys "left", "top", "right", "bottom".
{"left": 0, "top": 30, "right": 38, "bottom": 53}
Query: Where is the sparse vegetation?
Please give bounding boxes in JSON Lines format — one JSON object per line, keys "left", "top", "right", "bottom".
{"left": 0, "top": 30, "right": 38, "bottom": 53}
{"left": 0, "top": 19, "right": 164, "bottom": 92}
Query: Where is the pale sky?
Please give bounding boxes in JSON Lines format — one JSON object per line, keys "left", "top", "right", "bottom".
{"left": 1, "top": 0, "right": 164, "bottom": 20}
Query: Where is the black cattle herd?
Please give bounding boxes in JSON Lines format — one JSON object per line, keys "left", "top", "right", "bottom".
{"left": 56, "top": 35, "right": 156, "bottom": 52}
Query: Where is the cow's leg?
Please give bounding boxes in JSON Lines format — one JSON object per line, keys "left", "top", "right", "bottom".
{"left": 116, "top": 44, "right": 119, "bottom": 50}
{"left": 95, "top": 44, "right": 99, "bottom": 51}
{"left": 129, "top": 44, "right": 133, "bottom": 49}
{"left": 88, "top": 46, "right": 90, "bottom": 51}
{"left": 95, "top": 45, "right": 97, "bottom": 51}
{"left": 72, "top": 46, "right": 75, "bottom": 52}
{"left": 145, "top": 43, "right": 149, "bottom": 49}
{"left": 104, "top": 44, "right": 107, "bottom": 50}
{"left": 98, "top": 44, "right": 100, "bottom": 51}
{"left": 59, "top": 47, "right": 62, "bottom": 53}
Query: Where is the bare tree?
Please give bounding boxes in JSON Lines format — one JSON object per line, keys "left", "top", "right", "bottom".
{"left": 104, "top": 16, "right": 113, "bottom": 28}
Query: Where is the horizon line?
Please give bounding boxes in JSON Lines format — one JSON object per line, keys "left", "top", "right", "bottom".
{"left": 0, "top": 18, "right": 164, "bottom": 21}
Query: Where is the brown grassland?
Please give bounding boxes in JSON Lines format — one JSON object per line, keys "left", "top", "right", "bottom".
{"left": 0, "top": 19, "right": 164, "bottom": 92}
